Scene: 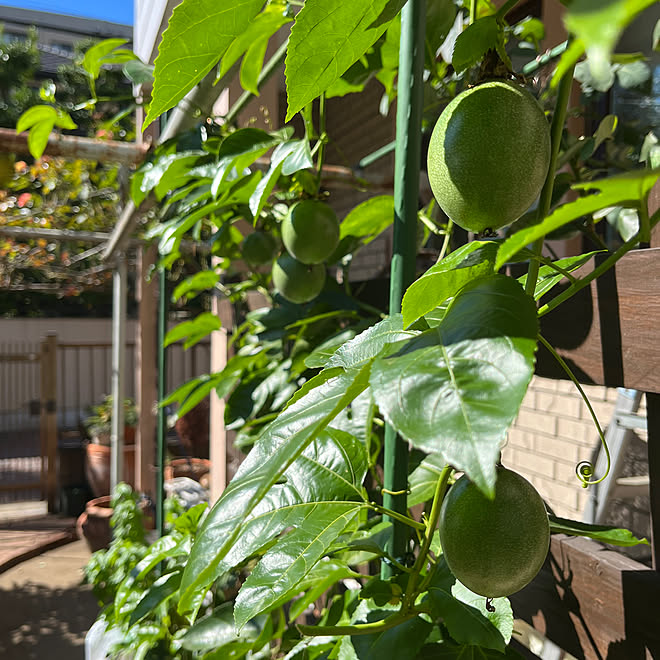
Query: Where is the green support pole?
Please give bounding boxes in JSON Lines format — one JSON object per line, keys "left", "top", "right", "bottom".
{"left": 382, "top": 0, "right": 426, "bottom": 578}
{"left": 156, "top": 267, "right": 167, "bottom": 537}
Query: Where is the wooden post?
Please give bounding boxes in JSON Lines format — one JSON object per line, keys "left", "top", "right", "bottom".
{"left": 136, "top": 244, "right": 158, "bottom": 497}
{"left": 209, "top": 292, "right": 233, "bottom": 502}
{"left": 40, "top": 333, "right": 57, "bottom": 512}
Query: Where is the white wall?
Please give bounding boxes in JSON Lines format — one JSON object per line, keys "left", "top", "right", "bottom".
{"left": 0, "top": 318, "right": 210, "bottom": 431}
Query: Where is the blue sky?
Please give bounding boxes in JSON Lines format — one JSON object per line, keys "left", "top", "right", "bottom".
{"left": 1, "top": 0, "right": 133, "bottom": 24}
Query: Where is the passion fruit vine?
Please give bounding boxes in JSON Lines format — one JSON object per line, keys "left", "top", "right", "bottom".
{"left": 438, "top": 466, "right": 550, "bottom": 597}
{"left": 427, "top": 80, "right": 551, "bottom": 234}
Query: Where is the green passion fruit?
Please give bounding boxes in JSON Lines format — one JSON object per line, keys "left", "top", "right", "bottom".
{"left": 427, "top": 80, "right": 551, "bottom": 234}
{"left": 242, "top": 231, "right": 277, "bottom": 266}
{"left": 438, "top": 466, "right": 550, "bottom": 597}
{"left": 272, "top": 254, "right": 326, "bottom": 304}
{"left": 282, "top": 200, "right": 340, "bottom": 265}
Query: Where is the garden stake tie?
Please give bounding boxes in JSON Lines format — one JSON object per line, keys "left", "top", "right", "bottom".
{"left": 382, "top": 0, "right": 426, "bottom": 579}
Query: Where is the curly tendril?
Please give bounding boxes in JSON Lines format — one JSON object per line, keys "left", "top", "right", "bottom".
{"left": 538, "top": 334, "right": 611, "bottom": 487}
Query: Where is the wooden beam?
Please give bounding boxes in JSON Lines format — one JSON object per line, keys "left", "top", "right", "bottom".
{"left": 0, "top": 127, "right": 148, "bottom": 165}
{"left": 537, "top": 248, "right": 660, "bottom": 393}
{"left": 511, "top": 534, "right": 660, "bottom": 660}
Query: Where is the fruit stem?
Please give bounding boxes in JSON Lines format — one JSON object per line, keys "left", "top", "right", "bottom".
{"left": 524, "top": 58, "right": 576, "bottom": 298}
{"left": 402, "top": 464, "right": 452, "bottom": 612}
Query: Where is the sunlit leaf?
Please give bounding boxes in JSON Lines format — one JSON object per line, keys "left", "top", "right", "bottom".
{"left": 372, "top": 276, "right": 538, "bottom": 495}
{"left": 285, "top": 0, "right": 406, "bottom": 120}
{"left": 179, "top": 366, "right": 371, "bottom": 617}
{"left": 144, "top": 0, "right": 266, "bottom": 128}
{"left": 401, "top": 241, "right": 498, "bottom": 328}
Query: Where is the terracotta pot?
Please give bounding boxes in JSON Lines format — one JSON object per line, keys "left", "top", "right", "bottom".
{"left": 76, "top": 495, "right": 154, "bottom": 553}
{"left": 77, "top": 495, "right": 113, "bottom": 552}
{"left": 165, "top": 458, "right": 210, "bottom": 488}
{"left": 85, "top": 442, "right": 136, "bottom": 498}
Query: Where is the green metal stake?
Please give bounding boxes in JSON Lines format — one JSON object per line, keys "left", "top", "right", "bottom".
{"left": 382, "top": 0, "right": 426, "bottom": 578}
{"left": 156, "top": 267, "right": 167, "bottom": 537}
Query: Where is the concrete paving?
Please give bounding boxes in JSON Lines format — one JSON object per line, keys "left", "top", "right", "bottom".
{"left": 0, "top": 540, "right": 99, "bottom": 659}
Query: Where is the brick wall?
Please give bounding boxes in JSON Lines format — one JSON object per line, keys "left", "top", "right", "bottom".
{"left": 502, "top": 376, "right": 651, "bottom": 563}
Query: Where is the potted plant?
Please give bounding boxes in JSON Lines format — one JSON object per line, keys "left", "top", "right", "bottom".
{"left": 84, "top": 395, "right": 139, "bottom": 497}
{"left": 83, "top": 394, "right": 138, "bottom": 446}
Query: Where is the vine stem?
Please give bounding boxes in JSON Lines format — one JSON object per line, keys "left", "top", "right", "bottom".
{"left": 370, "top": 502, "right": 426, "bottom": 532}
{"left": 402, "top": 465, "right": 452, "bottom": 611}
{"left": 470, "top": 0, "right": 478, "bottom": 24}
{"left": 297, "top": 608, "right": 426, "bottom": 637}
{"left": 538, "top": 334, "right": 610, "bottom": 486}
{"left": 525, "top": 58, "right": 576, "bottom": 297}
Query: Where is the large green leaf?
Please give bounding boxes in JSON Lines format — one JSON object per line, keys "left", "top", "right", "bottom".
{"left": 286, "top": 559, "right": 362, "bottom": 622}
{"left": 144, "top": 0, "right": 266, "bottom": 128}
{"left": 285, "top": 0, "right": 406, "bottom": 120}
{"left": 371, "top": 276, "right": 538, "bottom": 495}
{"left": 426, "top": 559, "right": 511, "bottom": 653}
{"left": 218, "top": 5, "right": 292, "bottom": 81}
{"left": 402, "top": 242, "right": 499, "bottom": 328}
{"left": 496, "top": 169, "right": 660, "bottom": 269}
{"left": 234, "top": 499, "right": 364, "bottom": 628}
{"left": 328, "top": 314, "right": 418, "bottom": 370}
{"left": 549, "top": 515, "right": 649, "bottom": 547}
{"left": 179, "top": 368, "right": 371, "bottom": 615}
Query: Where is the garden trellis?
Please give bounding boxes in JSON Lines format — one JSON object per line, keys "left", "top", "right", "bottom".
{"left": 9, "top": 0, "right": 660, "bottom": 656}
